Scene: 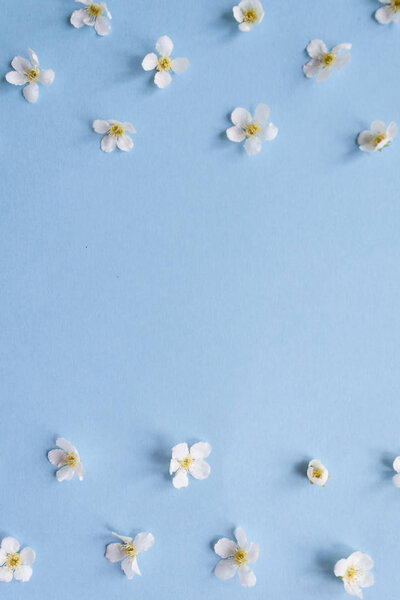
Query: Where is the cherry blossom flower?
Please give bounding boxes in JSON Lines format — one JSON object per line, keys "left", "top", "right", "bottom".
{"left": 357, "top": 120, "right": 397, "bottom": 152}
{"left": 0, "top": 537, "right": 35, "bottom": 583}
{"left": 71, "top": 1, "right": 112, "bottom": 36}
{"left": 303, "top": 40, "right": 351, "bottom": 82}
{"left": 214, "top": 527, "right": 259, "bottom": 587}
{"left": 169, "top": 442, "right": 211, "bottom": 489}
{"left": 226, "top": 104, "right": 278, "bottom": 156}
{"left": 105, "top": 531, "right": 154, "bottom": 580}
{"left": 334, "top": 552, "right": 374, "bottom": 598}
{"left": 307, "top": 459, "right": 329, "bottom": 486}
{"left": 375, "top": 0, "right": 400, "bottom": 24}
{"left": 142, "top": 36, "right": 189, "bottom": 89}
{"left": 48, "top": 438, "right": 84, "bottom": 482}
{"left": 93, "top": 120, "right": 136, "bottom": 152}
{"left": 5, "top": 49, "right": 54, "bottom": 103}
{"left": 392, "top": 456, "right": 400, "bottom": 486}
{"left": 232, "top": 0, "right": 264, "bottom": 31}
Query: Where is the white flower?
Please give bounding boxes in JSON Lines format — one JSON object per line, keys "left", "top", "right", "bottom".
{"left": 357, "top": 120, "right": 397, "bottom": 152}
{"left": 214, "top": 527, "right": 259, "bottom": 587}
{"left": 233, "top": 0, "right": 264, "bottom": 31}
{"left": 375, "top": 0, "right": 400, "bottom": 24}
{"left": 105, "top": 531, "right": 154, "bottom": 580}
{"left": 142, "top": 36, "right": 189, "bottom": 89}
{"left": 48, "top": 438, "right": 84, "bottom": 482}
{"left": 169, "top": 442, "right": 211, "bottom": 489}
{"left": 71, "top": 1, "right": 111, "bottom": 36}
{"left": 303, "top": 40, "right": 351, "bottom": 82}
{"left": 226, "top": 104, "right": 278, "bottom": 156}
{"left": 93, "top": 120, "right": 136, "bottom": 152}
{"left": 392, "top": 456, "right": 400, "bottom": 486}
{"left": 307, "top": 459, "right": 329, "bottom": 486}
{"left": 334, "top": 552, "right": 374, "bottom": 599}
{"left": 0, "top": 537, "right": 35, "bottom": 583}
{"left": 5, "top": 49, "right": 54, "bottom": 103}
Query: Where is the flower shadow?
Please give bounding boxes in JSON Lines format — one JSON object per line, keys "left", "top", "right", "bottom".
{"left": 315, "top": 544, "right": 353, "bottom": 581}
{"left": 293, "top": 457, "right": 310, "bottom": 480}
{"left": 381, "top": 451, "right": 395, "bottom": 479}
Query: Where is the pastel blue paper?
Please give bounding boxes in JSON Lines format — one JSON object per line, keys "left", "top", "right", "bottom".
{"left": 0, "top": 0, "right": 400, "bottom": 598}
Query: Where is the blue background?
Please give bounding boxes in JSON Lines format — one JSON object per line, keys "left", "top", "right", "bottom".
{"left": 1, "top": 0, "right": 400, "bottom": 598}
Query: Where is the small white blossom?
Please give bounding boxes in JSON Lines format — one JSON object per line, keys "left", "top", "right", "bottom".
{"left": 232, "top": 0, "right": 264, "bottom": 31}
{"left": 357, "top": 120, "right": 397, "bottom": 152}
{"left": 307, "top": 459, "right": 329, "bottom": 486}
{"left": 226, "top": 104, "right": 278, "bottom": 156}
{"left": 303, "top": 40, "right": 351, "bottom": 82}
{"left": 375, "top": 0, "right": 400, "bottom": 24}
{"left": 93, "top": 120, "right": 136, "bottom": 152}
{"left": 169, "top": 442, "right": 211, "bottom": 489}
{"left": 392, "top": 456, "right": 400, "bottom": 486}
{"left": 142, "top": 36, "right": 189, "bottom": 89}
{"left": 71, "top": 1, "right": 111, "bottom": 36}
{"left": 214, "top": 527, "right": 259, "bottom": 587}
{"left": 48, "top": 438, "right": 84, "bottom": 482}
{"left": 5, "top": 49, "right": 54, "bottom": 103}
{"left": 0, "top": 537, "right": 35, "bottom": 583}
{"left": 105, "top": 531, "right": 154, "bottom": 580}
{"left": 334, "top": 552, "right": 374, "bottom": 599}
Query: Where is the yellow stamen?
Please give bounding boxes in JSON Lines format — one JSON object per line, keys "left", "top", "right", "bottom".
{"left": 6, "top": 553, "right": 21, "bottom": 570}
{"left": 373, "top": 133, "right": 388, "bottom": 150}
{"left": 392, "top": 0, "right": 400, "bottom": 10}
{"left": 245, "top": 122, "right": 261, "bottom": 138}
{"left": 124, "top": 543, "right": 138, "bottom": 558}
{"left": 26, "top": 67, "right": 39, "bottom": 82}
{"left": 234, "top": 549, "right": 248, "bottom": 566}
{"left": 157, "top": 56, "right": 172, "bottom": 71}
{"left": 243, "top": 8, "right": 258, "bottom": 23}
{"left": 65, "top": 453, "right": 78, "bottom": 468}
{"left": 344, "top": 565, "right": 360, "bottom": 584}
{"left": 322, "top": 52, "right": 336, "bottom": 67}
{"left": 109, "top": 124, "right": 124, "bottom": 137}
{"left": 312, "top": 468, "right": 324, "bottom": 479}
{"left": 87, "top": 3, "right": 103, "bottom": 17}
{"left": 179, "top": 455, "right": 193, "bottom": 470}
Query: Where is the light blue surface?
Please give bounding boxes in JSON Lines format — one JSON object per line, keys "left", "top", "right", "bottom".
{"left": 1, "top": 0, "right": 400, "bottom": 598}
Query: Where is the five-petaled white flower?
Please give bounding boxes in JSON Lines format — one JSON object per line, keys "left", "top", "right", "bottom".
{"left": 142, "top": 36, "right": 189, "bottom": 89}
{"left": 169, "top": 442, "right": 211, "bottom": 489}
{"left": 392, "top": 456, "right": 400, "bottom": 486}
{"left": 5, "top": 49, "right": 55, "bottom": 103}
{"left": 105, "top": 531, "right": 154, "bottom": 580}
{"left": 93, "top": 120, "right": 136, "bottom": 152}
{"left": 233, "top": 0, "right": 264, "bottom": 31}
{"left": 226, "top": 104, "right": 278, "bottom": 156}
{"left": 307, "top": 459, "right": 329, "bottom": 486}
{"left": 0, "top": 537, "right": 35, "bottom": 583}
{"left": 357, "top": 120, "right": 397, "bottom": 152}
{"left": 71, "top": 1, "right": 112, "bottom": 36}
{"left": 48, "top": 438, "right": 84, "bottom": 482}
{"left": 375, "top": 0, "right": 400, "bottom": 24}
{"left": 303, "top": 40, "right": 351, "bottom": 82}
{"left": 334, "top": 552, "right": 374, "bottom": 599}
{"left": 214, "top": 527, "right": 259, "bottom": 587}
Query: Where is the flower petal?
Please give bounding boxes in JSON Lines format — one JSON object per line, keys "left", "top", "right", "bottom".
{"left": 116, "top": 133, "right": 133, "bottom": 152}
{"left": 189, "top": 459, "right": 210, "bottom": 480}
{"left": 70, "top": 8, "right": 87, "bottom": 27}
{"left": 303, "top": 58, "right": 321, "bottom": 79}
{"left": 172, "top": 443, "right": 189, "bottom": 460}
{"left": 22, "top": 82, "right": 39, "bottom": 103}
{"left": 154, "top": 70, "right": 172, "bottom": 88}
{"left": 232, "top": 6, "right": 244, "bottom": 22}
{"left": 100, "top": 1, "right": 112, "bottom": 18}
{"left": 6, "top": 71, "right": 28, "bottom": 85}
{"left": 334, "top": 558, "right": 348, "bottom": 577}
{"left": 344, "top": 582, "right": 363, "bottom": 598}
{"left": 306, "top": 39, "right": 328, "bottom": 58}
{"left": 375, "top": 6, "right": 393, "bottom": 23}
{"left": 254, "top": 103, "right": 270, "bottom": 124}
{"left": 214, "top": 538, "right": 237, "bottom": 558}
{"left": 190, "top": 442, "right": 211, "bottom": 459}
{"left": 48, "top": 449, "right": 66, "bottom": 467}
{"left": 121, "top": 557, "right": 135, "bottom": 579}
{"left": 101, "top": 134, "right": 117, "bottom": 153}
{"left": 0, "top": 549, "right": 6, "bottom": 565}
{"left": 393, "top": 473, "right": 400, "bottom": 487}
{"left": 239, "top": 22, "right": 253, "bottom": 31}
{"left": 387, "top": 121, "right": 398, "bottom": 140}
{"left": 122, "top": 122, "right": 136, "bottom": 133}
{"left": 0, "top": 567, "right": 13, "bottom": 582}
{"left": 75, "top": 462, "right": 84, "bottom": 481}
{"left": 171, "top": 58, "right": 189, "bottom": 74}
{"left": 28, "top": 49, "right": 39, "bottom": 67}
{"left": 234, "top": 527, "right": 248, "bottom": 549}
{"left": 94, "top": 15, "right": 111, "bottom": 36}
{"left": 173, "top": 469, "right": 189, "bottom": 489}
{"left": 93, "top": 119, "right": 110, "bottom": 134}
{"left": 332, "top": 43, "right": 352, "bottom": 53}
{"left": 56, "top": 438, "right": 77, "bottom": 453}
{"left": 215, "top": 558, "right": 237, "bottom": 579}
{"left": 105, "top": 543, "right": 125, "bottom": 563}
{"left": 156, "top": 35, "right": 173, "bottom": 57}
{"left": 38, "top": 69, "right": 55, "bottom": 85}
{"left": 244, "top": 136, "right": 262, "bottom": 155}
{"left": 14, "top": 565, "right": 33, "bottom": 582}
{"left": 56, "top": 466, "right": 75, "bottom": 481}
{"left": 1, "top": 538, "right": 20, "bottom": 553}
{"left": 131, "top": 557, "right": 141, "bottom": 576}
{"left": 370, "top": 120, "right": 386, "bottom": 134}
{"left": 142, "top": 53, "right": 158, "bottom": 71}
{"left": 134, "top": 532, "right": 154, "bottom": 553}
{"left": 357, "top": 131, "right": 372, "bottom": 146}
{"left": 335, "top": 53, "right": 350, "bottom": 69}
{"left": 316, "top": 66, "right": 332, "bottom": 82}
{"left": 169, "top": 458, "right": 179, "bottom": 474}
{"left": 360, "top": 572, "right": 374, "bottom": 588}
{"left": 239, "top": 565, "right": 256, "bottom": 587}
{"left": 226, "top": 126, "right": 245, "bottom": 142}
{"left": 351, "top": 552, "right": 374, "bottom": 571}
{"left": 231, "top": 107, "right": 251, "bottom": 127}
{"left": 20, "top": 548, "right": 35, "bottom": 566}
{"left": 259, "top": 122, "right": 278, "bottom": 141}
{"left": 247, "top": 542, "right": 260, "bottom": 563}
{"left": 11, "top": 56, "right": 31, "bottom": 73}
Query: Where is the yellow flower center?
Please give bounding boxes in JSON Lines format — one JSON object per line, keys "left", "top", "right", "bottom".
{"left": 26, "top": 67, "right": 39, "bottom": 82}
{"left": 65, "top": 453, "right": 78, "bottom": 468}
{"left": 312, "top": 467, "right": 324, "bottom": 479}
{"left": 109, "top": 124, "right": 124, "bottom": 136}
{"left": 179, "top": 455, "right": 193, "bottom": 470}
{"left": 344, "top": 565, "right": 360, "bottom": 584}
{"left": 322, "top": 52, "right": 336, "bottom": 67}
{"left": 234, "top": 549, "right": 248, "bottom": 566}
{"left": 373, "top": 133, "right": 388, "bottom": 150}
{"left": 157, "top": 56, "right": 172, "bottom": 71}
{"left": 245, "top": 122, "right": 261, "bottom": 137}
{"left": 6, "top": 553, "right": 21, "bottom": 570}
{"left": 87, "top": 3, "right": 103, "bottom": 17}
{"left": 243, "top": 8, "right": 258, "bottom": 23}
{"left": 392, "top": 0, "right": 400, "bottom": 10}
{"left": 124, "top": 543, "right": 138, "bottom": 558}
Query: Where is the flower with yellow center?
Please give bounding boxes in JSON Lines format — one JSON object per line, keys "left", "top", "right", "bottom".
{"left": 170, "top": 442, "right": 211, "bottom": 489}
{"left": 106, "top": 531, "right": 155, "bottom": 580}
{"left": 214, "top": 528, "right": 259, "bottom": 587}
{"left": 5, "top": 48, "right": 55, "bottom": 103}
{"left": 93, "top": 119, "right": 136, "bottom": 153}
{"left": 142, "top": 36, "right": 189, "bottom": 89}
{"left": 227, "top": 104, "right": 278, "bottom": 156}
{"left": 0, "top": 537, "right": 36, "bottom": 583}
{"left": 70, "top": 0, "right": 112, "bottom": 36}
{"left": 358, "top": 120, "right": 398, "bottom": 153}
{"left": 376, "top": 0, "right": 400, "bottom": 23}
{"left": 233, "top": 0, "right": 264, "bottom": 31}
{"left": 48, "top": 437, "right": 84, "bottom": 482}
{"left": 334, "top": 552, "right": 374, "bottom": 598}
{"left": 303, "top": 39, "right": 352, "bottom": 82}
{"left": 307, "top": 459, "right": 329, "bottom": 486}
